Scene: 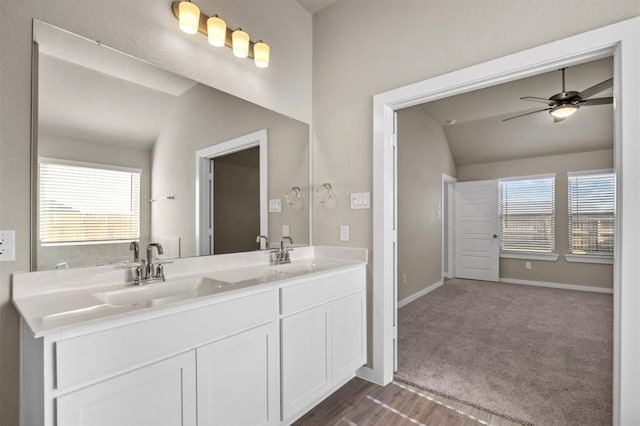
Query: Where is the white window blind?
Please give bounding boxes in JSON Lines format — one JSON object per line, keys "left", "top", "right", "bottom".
{"left": 568, "top": 171, "right": 615, "bottom": 257}
{"left": 499, "top": 175, "right": 555, "bottom": 254}
{"left": 39, "top": 160, "right": 140, "bottom": 245}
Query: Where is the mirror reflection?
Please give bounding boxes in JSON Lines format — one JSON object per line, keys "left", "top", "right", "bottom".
{"left": 33, "top": 21, "right": 310, "bottom": 271}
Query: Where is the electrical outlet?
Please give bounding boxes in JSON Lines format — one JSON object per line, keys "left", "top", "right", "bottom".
{"left": 282, "top": 225, "right": 290, "bottom": 237}
{"left": 339, "top": 225, "right": 350, "bottom": 242}
{"left": 525, "top": 261, "right": 532, "bottom": 270}
{"left": 0, "top": 230, "right": 16, "bottom": 262}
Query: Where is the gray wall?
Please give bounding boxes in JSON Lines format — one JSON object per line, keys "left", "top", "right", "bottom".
{"left": 457, "top": 149, "right": 614, "bottom": 289}
{"left": 151, "top": 83, "right": 309, "bottom": 258}
{"left": 312, "top": 0, "right": 639, "bottom": 363}
{"left": 37, "top": 133, "right": 152, "bottom": 269}
{"left": 397, "top": 106, "right": 456, "bottom": 301}
{"left": 0, "top": 1, "right": 311, "bottom": 424}
{"left": 213, "top": 148, "right": 260, "bottom": 254}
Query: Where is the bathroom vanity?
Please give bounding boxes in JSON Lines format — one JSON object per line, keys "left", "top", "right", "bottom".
{"left": 13, "top": 246, "right": 367, "bottom": 426}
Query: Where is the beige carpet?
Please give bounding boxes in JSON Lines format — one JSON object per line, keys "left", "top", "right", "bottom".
{"left": 396, "top": 279, "right": 612, "bottom": 426}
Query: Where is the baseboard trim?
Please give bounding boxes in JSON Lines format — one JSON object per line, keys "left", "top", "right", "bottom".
{"left": 499, "top": 277, "right": 613, "bottom": 294}
{"left": 398, "top": 280, "right": 444, "bottom": 308}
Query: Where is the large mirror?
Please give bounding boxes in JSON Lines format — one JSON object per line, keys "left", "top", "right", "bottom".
{"left": 32, "top": 21, "right": 310, "bottom": 271}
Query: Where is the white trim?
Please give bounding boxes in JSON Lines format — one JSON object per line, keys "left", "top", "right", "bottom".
{"left": 499, "top": 277, "right": 613, "bottom": 294}
{"left": 441, "top": 174, "right": 456, "bottom": 278}
{"left": 498, "top": 172, "right": 556, "bottom": 182}
{"left": 195, "top": 129, "right": 268, "bottom": 255}
{"left": 373, "top": 17, "right": 640, "bottom": 424}
{"left": 565, "top": 254, "right": 613, "bottom": 264}
{"left": 397, "top": 280, "right": 444, "bottom": 309}
{"left": 500, "top": 252, "right": 559, "bottom": 261}
{"left": 567, "top": 168, "right": 614, "bottom": 177}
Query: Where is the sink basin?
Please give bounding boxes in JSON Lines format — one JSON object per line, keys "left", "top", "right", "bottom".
{"left": 94, "top": 277, "right": 231, "bottom": 307}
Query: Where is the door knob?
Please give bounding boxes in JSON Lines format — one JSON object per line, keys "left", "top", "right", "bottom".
{"left": 493, "top": 234, "right": 498, "bottom": 238}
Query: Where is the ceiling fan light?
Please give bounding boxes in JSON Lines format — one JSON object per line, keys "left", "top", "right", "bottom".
{"left": 550, "top": 104, "right": 579, "bottom": 119}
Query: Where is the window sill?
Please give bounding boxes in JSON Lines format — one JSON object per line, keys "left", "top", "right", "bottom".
{"left": 500, "top": 252, "right": 559, "bottom": 262}
{"left": 564, "top": 254, "right": 613, "bottom": 265}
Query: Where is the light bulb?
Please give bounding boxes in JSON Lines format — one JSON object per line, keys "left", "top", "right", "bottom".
{"left": 253, "top": 41, "right": 270, "bottom": 68}
{"left": 550, "top": 105, "right": 579, "bottom": 119}
{"left": 232, "top": 29, "right": 250, "bottom": 58}
{"left": 207, "top": 15, "right": 227, "bottom": 47}
{"left": 178, "top": 1, "right": 200, "bottom": 35}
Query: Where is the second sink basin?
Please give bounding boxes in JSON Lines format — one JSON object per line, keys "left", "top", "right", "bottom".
{"left": 94, "top": 277, "right": 231, "bottom": 307}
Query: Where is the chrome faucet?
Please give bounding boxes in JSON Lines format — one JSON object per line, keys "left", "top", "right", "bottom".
{"left": 145, "top": 243, "right": 164, "bottom": 280}
{"left": 271, "top": 237, "right": 294, "bottom": 264}
{"left": 256, "top": 235, "right": 269, "bottom": 250}
{"left": 129, "top": 241, "right": 140, "bottom": 263}
{"left": 128, "top": 243, "right": 169, "bottom": 285}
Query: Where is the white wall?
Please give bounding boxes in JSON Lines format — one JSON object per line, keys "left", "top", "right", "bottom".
{"left": 0, "top": 2, "right": 311, "bottom": 424}
{"left": 312, "top": 0, "right": 639, "bottom": 363}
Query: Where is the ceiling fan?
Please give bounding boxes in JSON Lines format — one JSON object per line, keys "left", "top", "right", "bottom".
{"left": 503, "top": 67, "right": 613, "bottom": 123}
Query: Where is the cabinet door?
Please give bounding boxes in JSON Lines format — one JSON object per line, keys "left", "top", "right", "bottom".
{"left": 56, "top": 351, "right": 196, "bottom": 426}
{"left": 332, "top": 291, "right": 366, "bottom": 382}
{"left": 197, "top": 323, "right": 278, "bottom": 426}
{"left": 280, "top": 304, "right": 331, "bottom": 422}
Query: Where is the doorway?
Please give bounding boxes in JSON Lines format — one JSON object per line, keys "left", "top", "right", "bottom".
{"left": 441, "top": 174, "right": 456, "bottom": 279}
{"left": 195, "top": 129, "right": 268, "bottom": 255}
{"left": 370, "top": 18, "right": 640, "bottom": 424}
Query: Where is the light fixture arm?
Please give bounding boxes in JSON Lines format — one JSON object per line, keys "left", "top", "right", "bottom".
{"left": 171, "top": 2, "right": 255, "bottom": 59}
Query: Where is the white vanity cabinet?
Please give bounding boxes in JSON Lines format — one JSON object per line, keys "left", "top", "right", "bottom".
{"left": 279, "top": 269, "right": 366, "bottom": 424}
{"left": 197, "top": 322, "right": 279, "bottom": 426}
{"left": 56, "top": 351, "right": 197, "bottom": 426}
{"left": 18, "top": 259, "right": 367, "bottom": 426}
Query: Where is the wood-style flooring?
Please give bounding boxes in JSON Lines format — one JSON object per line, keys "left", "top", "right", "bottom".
{"left": 294, "top": 377, "right": 521, "bottom": 426}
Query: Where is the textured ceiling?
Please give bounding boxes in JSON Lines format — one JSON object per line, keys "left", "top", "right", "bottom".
{"left": 418, "top": 57, "right": 614, "bottom": 166}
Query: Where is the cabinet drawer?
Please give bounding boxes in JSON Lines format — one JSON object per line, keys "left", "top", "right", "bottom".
{"left": 280, "top": 268, "right": 365, "bottom": 315}
{"left": 55, "top": 290, "right": 277, "bottom": 390}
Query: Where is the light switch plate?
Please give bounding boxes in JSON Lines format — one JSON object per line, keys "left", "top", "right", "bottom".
{"left": 0, "top": 230, "right": 16, "bottom": 262}
{"left": 350, "top": 192, "right": 371, "bottom": 209}
{"left": 268, "top": 199, "right": 282, "bottom": 212}
{"left": 282, "top": 225, "right": 290, "bottom": 237}
{"left": 339, "top": 225, "right": 350, "bottom": 242}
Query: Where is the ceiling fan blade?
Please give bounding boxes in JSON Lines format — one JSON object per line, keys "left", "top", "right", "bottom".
{"left": 579, "top": 78, "right": 613, "bottom": 99}
{"left": 520, "top": 96, "right": 551, "bottom": 104}
{"left": 503, "top": 108, "right": 551, "bottom": 122}
{"left": 581, "top": 96, "right": 613, "bottom": 106}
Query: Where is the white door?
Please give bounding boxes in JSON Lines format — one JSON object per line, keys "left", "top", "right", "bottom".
{"left": 454, "top": 180, "right": 499, "bottom": 281}
{"left": 197, "top": 323, "right": 278, "bottom": 426}
{"left": 280, "top": 304, "right": 331, "bottom": 422}
{"left": 57, "top": 351, "right": 196, "bottom": 426}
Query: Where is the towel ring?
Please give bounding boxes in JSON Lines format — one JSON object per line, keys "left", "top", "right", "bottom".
{"left": 285, "top": 186, "right": 302, "bottom": 205}
{"left": 317, "top": 183, "right": 333, "bottom": 204}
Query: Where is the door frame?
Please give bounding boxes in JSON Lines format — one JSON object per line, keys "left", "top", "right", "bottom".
{"left": 370, "top": 17, "right": 639, "bottom": 424}
{"left": 441, "top": 173, "right": 456, "bottom": 279}
{"left": 195, "top": 129, "right": 268, "bottom": 255}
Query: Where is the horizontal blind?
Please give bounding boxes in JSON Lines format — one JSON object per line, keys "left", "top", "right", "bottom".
{"left": 568, "top": 171, "right": 615, "bottom": 256}
{"left": 40, "top": 161, "right": 140, "bottom": 245}
{"left": 499, "top": 175, "right": 555, "bottom": 254}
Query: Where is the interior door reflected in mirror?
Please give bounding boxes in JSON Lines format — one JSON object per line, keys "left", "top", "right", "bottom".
{"left": 32, "top": 20, "right": 310, "bottom": 271}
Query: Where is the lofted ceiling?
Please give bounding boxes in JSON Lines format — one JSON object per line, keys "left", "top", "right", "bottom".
{"left": 419, "top": 57, "right": 613, "bottom": 166}
{"left": 36, "top": 21, "right": 197, "bottom": 149}
{"left": 297, "top": 0, "right": 341, "bottom": 14}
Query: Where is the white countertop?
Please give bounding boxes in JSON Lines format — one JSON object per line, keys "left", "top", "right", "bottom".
{"left": 13, "top": 246, "right": 368, "bottom": 338}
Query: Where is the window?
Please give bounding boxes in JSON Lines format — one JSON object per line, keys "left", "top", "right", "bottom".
{"left": 499, "top": 175, "right": 555, "bottom": 256}
{"left": 568, "top": 170, "right": 615, "bottom": 258}
{"left": 39, "top": 159, "right": 141, "bottom": 245}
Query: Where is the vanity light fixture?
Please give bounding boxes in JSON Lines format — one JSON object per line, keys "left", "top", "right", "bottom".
{"left": 232, "top": 29, "right": 250, "bottom": 58}
{"left": 172, "top": 2, "right": 270, "bottom": 68}
{"left": 178, "top": 1, "right": 200, "bottom": 35}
